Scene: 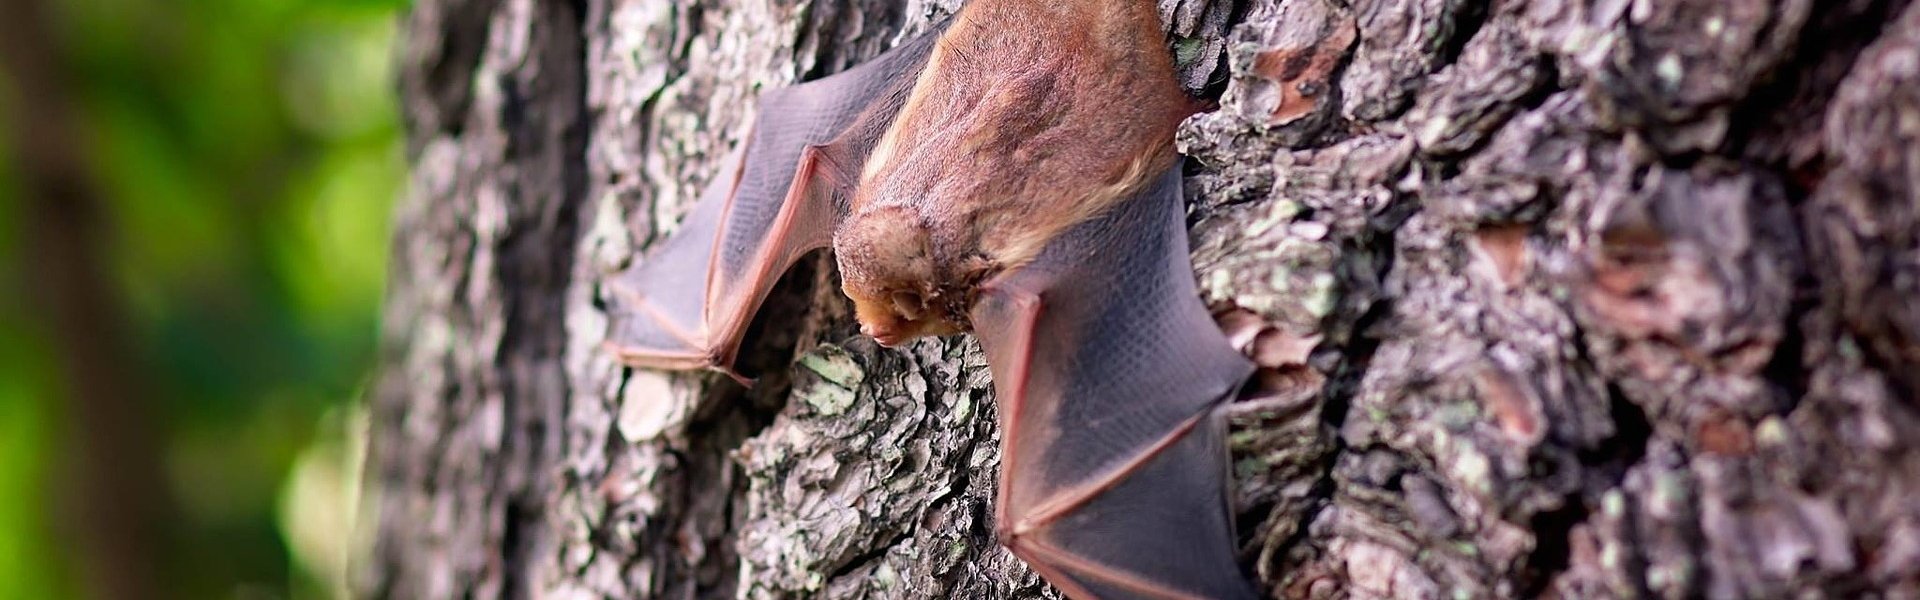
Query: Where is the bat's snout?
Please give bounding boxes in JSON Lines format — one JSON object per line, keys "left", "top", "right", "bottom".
{"left": 860, "top": 322, "right": 907, "bottom": 348}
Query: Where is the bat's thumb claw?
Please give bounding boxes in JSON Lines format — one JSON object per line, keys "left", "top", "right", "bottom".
{"left": 714, "top": 366, "right": 756, "bottom": 388}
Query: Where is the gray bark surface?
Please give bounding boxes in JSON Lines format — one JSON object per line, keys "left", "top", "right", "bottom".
{"left": 367, "top": 0, "right": 1920, "bottom": 597}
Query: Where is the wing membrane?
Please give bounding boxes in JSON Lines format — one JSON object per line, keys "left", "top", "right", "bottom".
{"left": 972, "top": 164, "right": 1257, "bottom": 599}
{"left": 605, "top": 24, "right": 947, "bottom": 375}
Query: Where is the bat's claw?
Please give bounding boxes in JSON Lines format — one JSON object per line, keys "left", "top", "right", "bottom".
{"left": 712, "top": 365, "right": 756, "bottom": 388}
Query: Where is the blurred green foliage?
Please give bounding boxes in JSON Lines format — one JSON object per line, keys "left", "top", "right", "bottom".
{"left": 0, "top": 0, "right": 408, "bottom": 596}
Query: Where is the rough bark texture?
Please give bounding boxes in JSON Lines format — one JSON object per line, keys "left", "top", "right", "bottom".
{"left": 368, "top": 0, "right": 1920, "bottom": 597}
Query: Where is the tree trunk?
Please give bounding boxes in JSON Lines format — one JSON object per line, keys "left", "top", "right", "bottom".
{"left": 365, "top": 0, "right": 1920, "bottom": 597}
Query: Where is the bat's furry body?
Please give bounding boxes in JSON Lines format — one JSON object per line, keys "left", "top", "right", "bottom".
{"left": 606, "top": 1, "right": 1257, "bottom": 597}
{"left": 835, "top": 0, "right": 1197, "bottom": 345}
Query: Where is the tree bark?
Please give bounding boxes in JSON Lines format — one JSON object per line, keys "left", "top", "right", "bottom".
{"left": 367, "top": 0, "right": 1920, "bottom": 597}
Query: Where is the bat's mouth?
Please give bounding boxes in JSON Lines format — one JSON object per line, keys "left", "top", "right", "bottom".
{"left": 859, "top": 320, "right": 902, "bottom": 346}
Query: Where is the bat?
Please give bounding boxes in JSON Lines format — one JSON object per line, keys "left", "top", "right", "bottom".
{"left": 605, "top": 1, "right": 1258, "bottom": 597}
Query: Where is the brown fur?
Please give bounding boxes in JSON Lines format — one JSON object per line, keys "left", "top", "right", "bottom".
{"left": 833, "top": 0, "right": 1197, "bottom": 345}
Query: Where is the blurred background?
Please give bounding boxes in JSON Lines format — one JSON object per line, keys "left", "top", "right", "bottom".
{"left": 0, "top": 0, "right": 408, "bottom": 597}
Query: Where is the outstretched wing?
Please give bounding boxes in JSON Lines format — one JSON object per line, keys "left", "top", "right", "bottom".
{"left": 605, "top": 23, "right": 947, "bottom": 378}
{"left": 971, "top": 164, "right": 1257, "bottom": 599}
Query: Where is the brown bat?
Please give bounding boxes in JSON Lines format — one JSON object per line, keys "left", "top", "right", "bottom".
{"left": 605, "top": 0, "right": 1257, "bottom": 597}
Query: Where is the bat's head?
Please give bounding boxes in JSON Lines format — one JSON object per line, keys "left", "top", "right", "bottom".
{"left": 833, "top": 205, "right": 972, "bottom": 347}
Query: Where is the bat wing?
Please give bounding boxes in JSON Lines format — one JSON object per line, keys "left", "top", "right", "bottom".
{"left": 971, "top": 164, "right": 1257, "bottom": 599}
{"left": 605, "top": 23, "right": 946, "bottom": 378}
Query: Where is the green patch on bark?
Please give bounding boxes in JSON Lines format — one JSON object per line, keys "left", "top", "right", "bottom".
{"left": 798, "top": 345, "right": 865, "bottom": 416}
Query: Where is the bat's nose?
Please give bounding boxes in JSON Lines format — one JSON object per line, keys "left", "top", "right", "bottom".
{"left": 861, "top": 323, "right": 905, "bottom": 347}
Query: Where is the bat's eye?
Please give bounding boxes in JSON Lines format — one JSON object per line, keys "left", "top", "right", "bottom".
{"left": 890, "top": 290, "right": 925, "bottom": 321}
